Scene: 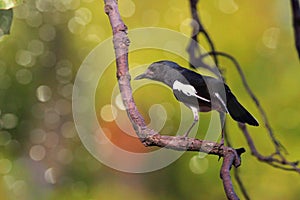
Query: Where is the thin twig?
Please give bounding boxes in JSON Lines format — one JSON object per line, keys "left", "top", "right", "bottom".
{"left": 233, "top": 168, "right": 250, "bottom": 200}
{"left": 239, "top": 123, "right": 300, "bottom": 173}
{"left": 199, "top": 51, "right": 300, "bottom": 173}
{"left": 189, "top": 0, "right": 218, "bottom": 65}
{"left": 187, "top": 0, "right": 222, "bottom": 79}
{"left": 187, "top": 1, "right": 245, "bottom": 199}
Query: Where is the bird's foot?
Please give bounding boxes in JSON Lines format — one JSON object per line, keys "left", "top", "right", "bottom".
{"left": 182, "top": 132, "right": 189, "bottom": 138}
{"left": 219, "top": 137, "right": 225, "bottom": 147}
{"left": 178, "top": 132, "right": 189, "bottom": 141}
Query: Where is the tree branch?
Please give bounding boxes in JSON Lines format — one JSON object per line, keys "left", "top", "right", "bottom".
{"left": 186, "top": 0, "right": 300, "bottom": 198}
{"left": 187, "top": 1, "right": 243, "bottom": 199}
{"left": 239, "top": 123, "right": 300, "bottom": 173}
{"left": 187, "top": 0, "right": 222, "bottom": 79}
{"left": 290, "top": 0, "right": 300, "bottom": 59}
{"left": 104, "top": 0, "right": 147, "bottom": 139}
{"left": 200, "top": 51, "right": 300, "bottom": 173}
{"left": 104, "top": 0, "right": 300, "bottom": 199}
{"left": 189, "top": 0, "right": 218, "bottom": 66}
{"left": 220, "top": 150, "right": 239, "bottom": 200}
{"left": 104, "top": 1, "right": 243, "bottom": 199}
{"left": 225, "top": 126, "right": 251, "bottom": 200}
{"left": 198, "top": 51, "right": 300, "bottom": 173}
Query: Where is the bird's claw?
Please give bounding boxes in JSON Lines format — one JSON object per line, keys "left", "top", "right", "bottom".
{"left": 183, "top": 132, "right": 189, "bottom": 138}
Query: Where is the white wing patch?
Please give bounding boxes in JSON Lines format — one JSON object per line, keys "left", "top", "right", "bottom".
{"left": 173, "top": 80, "right": 210, "bottom": 102}
{"left": 215, "top": 92, "right": 228, "bottom": 112}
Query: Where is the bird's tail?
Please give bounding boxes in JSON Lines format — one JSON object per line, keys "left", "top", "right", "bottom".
{"left": 226, "top": 92, "right": 259, "bottom": 126}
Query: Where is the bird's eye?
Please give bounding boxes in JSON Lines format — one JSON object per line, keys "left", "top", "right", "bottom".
{"left": 150, "top": 67, "right": 157, "bottom": 72}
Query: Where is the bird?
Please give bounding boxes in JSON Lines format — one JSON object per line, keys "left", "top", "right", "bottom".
{"left": 135, "top": 60, "right": 259, "bottom": 143}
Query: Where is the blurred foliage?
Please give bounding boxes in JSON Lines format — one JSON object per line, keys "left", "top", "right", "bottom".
{"left": 0, "top": 9, "right": 13, "bottom": 37}
{"left": 0, "top": 0, "right": 23, "bottom": 9}
{"left": 0, "top": 0, "right": 299, "bottom": 200}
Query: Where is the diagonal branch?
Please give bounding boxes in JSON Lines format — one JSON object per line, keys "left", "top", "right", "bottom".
{"left": 187, "top": 0, "right": 221, "bottom": 79}
{"left": 104, "top": 0, "right": 146, "bottom": 138}
{"left": 239, "top": 123, "right": 300, "bottom": 173}
{"left": 290, "top": 0, "right": 300, "bottom": 59}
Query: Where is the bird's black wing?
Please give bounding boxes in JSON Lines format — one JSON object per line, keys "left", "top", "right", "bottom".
{"left": 170, "top": 66, "right": 259, "bottom": 126}
{"left": 171, "top": 69, "right": 212, "bottom": 110}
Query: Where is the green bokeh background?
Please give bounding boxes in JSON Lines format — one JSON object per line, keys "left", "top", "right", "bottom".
{"left": 0, "top": 0, "right": 300, "bottom": 199}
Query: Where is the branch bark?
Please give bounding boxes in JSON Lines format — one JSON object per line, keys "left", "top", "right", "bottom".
{"left": 104, "top": 0, "right": 147, "bottom": 139}
{"left": 221, "top": 150, "right": 239, "bottom": 200}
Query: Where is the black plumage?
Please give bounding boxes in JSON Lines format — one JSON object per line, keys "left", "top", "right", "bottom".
{"left": 135, "top": 60, "right": 258, "bottom": 138}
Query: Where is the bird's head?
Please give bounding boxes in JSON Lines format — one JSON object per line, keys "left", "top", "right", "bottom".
{"left": 135, "top": 60, "right": 181, "bottom": 82}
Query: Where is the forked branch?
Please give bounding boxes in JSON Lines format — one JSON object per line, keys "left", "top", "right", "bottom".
{"left": 187, "top": 0, "right": 300, "bottom": 199}
{"left": 104, "top": 0, "right": 242, "bottom": 199}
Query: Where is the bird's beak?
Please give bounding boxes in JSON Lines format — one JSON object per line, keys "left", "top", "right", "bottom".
{"left": 134, "top": 72, "right": 147, "bottom": 80}
{"left": 135, "top": 68, "right": 154, "bottom": 80}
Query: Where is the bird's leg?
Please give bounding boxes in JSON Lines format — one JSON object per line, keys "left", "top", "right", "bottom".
{"left": 219, "top": 111, "right": 226, "bottom": 146}
{"left": 183, "top": 107, "right": 199, "bottom": 137}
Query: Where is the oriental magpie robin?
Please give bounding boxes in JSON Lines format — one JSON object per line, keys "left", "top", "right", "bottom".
{"left": 135, "top": 60, "right": 259, "bottom": 139}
